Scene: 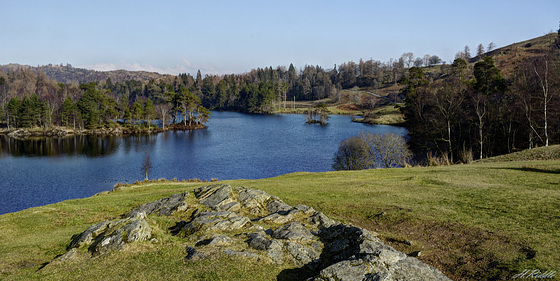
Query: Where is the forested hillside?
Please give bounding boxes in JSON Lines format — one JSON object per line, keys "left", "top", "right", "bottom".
{"left": 402, "top": 33, "right": 560, "bottom": 162}
{"left": 0, "top": 52, "right": 438, "bottom": 129}
{"left": 1, "top": 32, "right": 559, "bottom": 160}
{"left": 0, "top": 63, "right": 174, "bottom": 85}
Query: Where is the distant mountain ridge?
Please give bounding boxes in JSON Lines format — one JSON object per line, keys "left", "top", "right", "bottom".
{"left": 2, "top": 32, "right": 558, "bottom": 86}
{"left": 0, "top": 63, "right": 173, "bottom": 84}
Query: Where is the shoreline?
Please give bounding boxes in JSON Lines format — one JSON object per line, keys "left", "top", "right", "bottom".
{"left": 0, "top": 110, "right": 405, "bottom": 139}
{"left": 0, "top": 123, "right": 206, "bottom": 139}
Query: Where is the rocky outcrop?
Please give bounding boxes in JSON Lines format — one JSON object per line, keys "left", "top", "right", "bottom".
{"left": 1, "top": 125, "right": 196, "bottom": 139}
{"left": 125, "top": 192, "right": 189, "bottom": 217}
{"left": 308, "top": 223, "right": 450, "bottom": 280}
{"left": 67, "top": 212, "right": 152, "bottom": 256}
{"left": 194, "top": 184, "right": 240, "bottom": 212}
{"left": 55, "top": 184, "right": 450, "bottom": 280}
{"left": 7, "top": 128, "right": 68, "bottom": 139}
{"left": 61, "top": 191, "right": 191, "bottom": 258}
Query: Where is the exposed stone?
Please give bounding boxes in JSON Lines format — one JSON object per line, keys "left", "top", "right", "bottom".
{"left": 59, "top": 185, "right": 450, "bottom": 280}
{"left": 185, "top": 246, "right": 205, "bottom": 261}
{"left": 178, "top": 211, "right": 251, "bottom": 236}
{"left": 125, "top": 192, "right": 188, "bottom": 217}
{"left": 196, "top": 235, "right": 234, "bottom": 247}
{"left": 194, "top": 184, "right": 237, "bottom": 211}
{"left": 311, "top": 259, "right": 374, "bottom": 281}
{"left": 294, "top": 204, "right": 316, "bottom": 216}
{"left": 221, "top": 201, "right": 241, "bottom": 212}
{"left": 273, "top": 222, "right": 316, "bottom": 243}
{"left": 237, "top": 187, "right": 272, "bottom": 215}
{"left": 390, "top": 256, "right": 452, "bottom": 280}
{"left": 246, "top": 232, "right": 284, "bottom": 264}
{"left": 258, "top": 212, "right": 295, "bottom": 224}
{"left": 7, "top": 128, "right": 68, "bottom": 139}
{"left": 285, "top": 241, "right": 320, "bottom": 267}
{"left": 56, "top": 248, "right": 78, "bottom": 262}
{"left": 310, "top": 255, "right": 451, "bottom": 281}
{"left": 308, "top": 212, "right": 338, "bottom": 229}
{"left": 266, "top": 197, "right": 293, "bottom": 214}
{"left": 68, "top": 212, "right": 152, "bottom": 256}
{"left": 309, "top": 223, "right": 449, "bottom": 281}
{"left": 247, "top": 232, "right": 273, "bottom": 251}
{"left": 90, "top": 213, "right": 152, "bottom": 255}
{"left": 68, "top": 220, "right": 112, "bottom": 249}
{"left": 223, "top": 249, "right": 259, "bottom": 260}
{"left": 318, "top": 224, "right": 395, "bottom": 264}
{"left": 267, "top": 239, "right": 285, "bottom": 264}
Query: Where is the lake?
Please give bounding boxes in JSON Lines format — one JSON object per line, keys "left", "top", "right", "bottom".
{"left": 0, "top": 111, "right": 407, "bottom": 215}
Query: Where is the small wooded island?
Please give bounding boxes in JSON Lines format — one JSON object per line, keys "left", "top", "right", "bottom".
{"left": 304, "top": 103, "right": 330, "bottom": 125}
{"left": 0, "top": 82, "right": 211, "bottom": 138}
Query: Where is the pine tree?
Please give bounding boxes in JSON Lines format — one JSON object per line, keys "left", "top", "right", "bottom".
{"left": 144, "top": 98, "right": 155, "bottom": 129}
{"left": 61, "top": 97, "right": 74, "bottom": 127}
{"left": 6, "top": 97, "right": 21, "bottom": 129}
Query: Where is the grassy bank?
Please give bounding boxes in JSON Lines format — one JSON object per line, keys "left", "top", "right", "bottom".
{"left": 274, "top": 91, "right": 405, "bottom": 126}
{"left": 1, "top": 159, "right": 559, "bottom": 280}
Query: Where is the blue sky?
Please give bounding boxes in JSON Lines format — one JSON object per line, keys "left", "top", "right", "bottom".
{"left": 1, "top": 0, "right": 558, "bottom": 75}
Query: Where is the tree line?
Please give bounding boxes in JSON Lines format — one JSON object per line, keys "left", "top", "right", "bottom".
{"left": 0, "top": 53, "right": 446, "bottom": 129}
{"left": 402, "top": 46, "right": 560, "bottom": 162}
{"left": 2, "top": 34, "right": 557, "bottom": 162}
{"left": 2, "top": 78, "right": 210, "bottom": 130}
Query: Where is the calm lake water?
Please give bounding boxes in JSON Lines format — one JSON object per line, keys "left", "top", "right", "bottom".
{"left": 0, "top": 111, "right": 407, "bottom": 214}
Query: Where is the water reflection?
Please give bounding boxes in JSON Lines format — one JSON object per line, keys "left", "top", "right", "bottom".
{"left": 0, "top": 135, "right": 123, "bottom": 157}
{"left": 0, "top": 129, "right": 211, "bottom": 158}
{"left": 0, "top": 112, "right": 408, "bottom": 215}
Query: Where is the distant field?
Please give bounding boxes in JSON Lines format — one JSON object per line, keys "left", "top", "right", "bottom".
{"left": 276, "top": 87, "right": 406, "bottom": 126}
{"left": 1, "top": 150, "right": 559, "bottom": 280}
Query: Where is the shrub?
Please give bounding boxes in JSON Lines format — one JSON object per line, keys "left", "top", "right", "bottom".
{"left": 332, "top": 136, "right": 372, "bottom": 170}
{"left": 458, "top": 148, "right": 474, "bottom": 164}
{"left": 360, "top": 132, "right": 412, "bottom": 168}
{"left": 333, "top": 132, "right": 411, "bottom": 170}
{"left": 113, "top": 182, "right": 125, "bottom": 191}
{"left": 427, "top": 151, "right": 451, "bottom": 166}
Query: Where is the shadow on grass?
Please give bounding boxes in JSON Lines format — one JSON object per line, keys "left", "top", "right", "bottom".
{"left": 501, "top": 167, "right": 560, "bottom": 174}
{"left": 276, "top": 266, "right": 316, "bottom": 281}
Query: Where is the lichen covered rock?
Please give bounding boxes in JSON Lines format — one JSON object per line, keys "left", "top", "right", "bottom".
{"left": 67, "top": 212, "right": 152, "bottom": 256}
{"left": 125, "top": 192, "right": 189, "bottom": 217}
{"left": 57, "top": 184, "right": 450, "bottom": 280}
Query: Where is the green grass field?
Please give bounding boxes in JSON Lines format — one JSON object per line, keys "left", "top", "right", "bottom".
{"left": 1, "top": 149, "right": 559, "bottom": 280}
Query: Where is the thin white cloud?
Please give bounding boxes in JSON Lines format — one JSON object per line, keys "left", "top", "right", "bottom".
{"left": 79, "top": 59, "right": 226, "bottom": 76}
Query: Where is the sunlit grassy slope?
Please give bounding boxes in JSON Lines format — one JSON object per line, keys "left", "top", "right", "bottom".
{"left": 1, "top": 151, "right": 559, "bottom": 280}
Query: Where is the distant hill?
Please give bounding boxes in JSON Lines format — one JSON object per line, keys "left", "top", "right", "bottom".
{"left": 0, "top": 63, "right": 174, "bottom": 84}
{"left": 469, "top": 32, "right": 559, "bottom": 78}
{"left": 2, "top": 33, "right": 558, "bottom": 86}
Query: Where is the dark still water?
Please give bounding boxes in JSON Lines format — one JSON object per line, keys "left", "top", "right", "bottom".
{"left": 0, "top": 112, "right": 407, "bottom": 214}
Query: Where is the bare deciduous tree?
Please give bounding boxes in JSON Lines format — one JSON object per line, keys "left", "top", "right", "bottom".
{"left": 464, "top": 45, "right": 471, "bottom": 60}
{"left": 414, "top": 57, "right": 424, "bottom": 67}
{"left": 532, "top": 56, "right": 556, "bottom": 146}
{"left": 361, "top": 132, "right": 411, "bottom": 168}
{"left": 332, "top": 136, "right": 371, "bottom": 170}
{"left": 333, "top": 132, "right": 411, "bottom": 170}
{"left": 429, "top": 55, "right": 442, "bottom": 66}
{"left": 423, "top": 54, "right": 431, "bottom": 67}
{"left": 401, "top": 52, "right": 415, "bottom": 68}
